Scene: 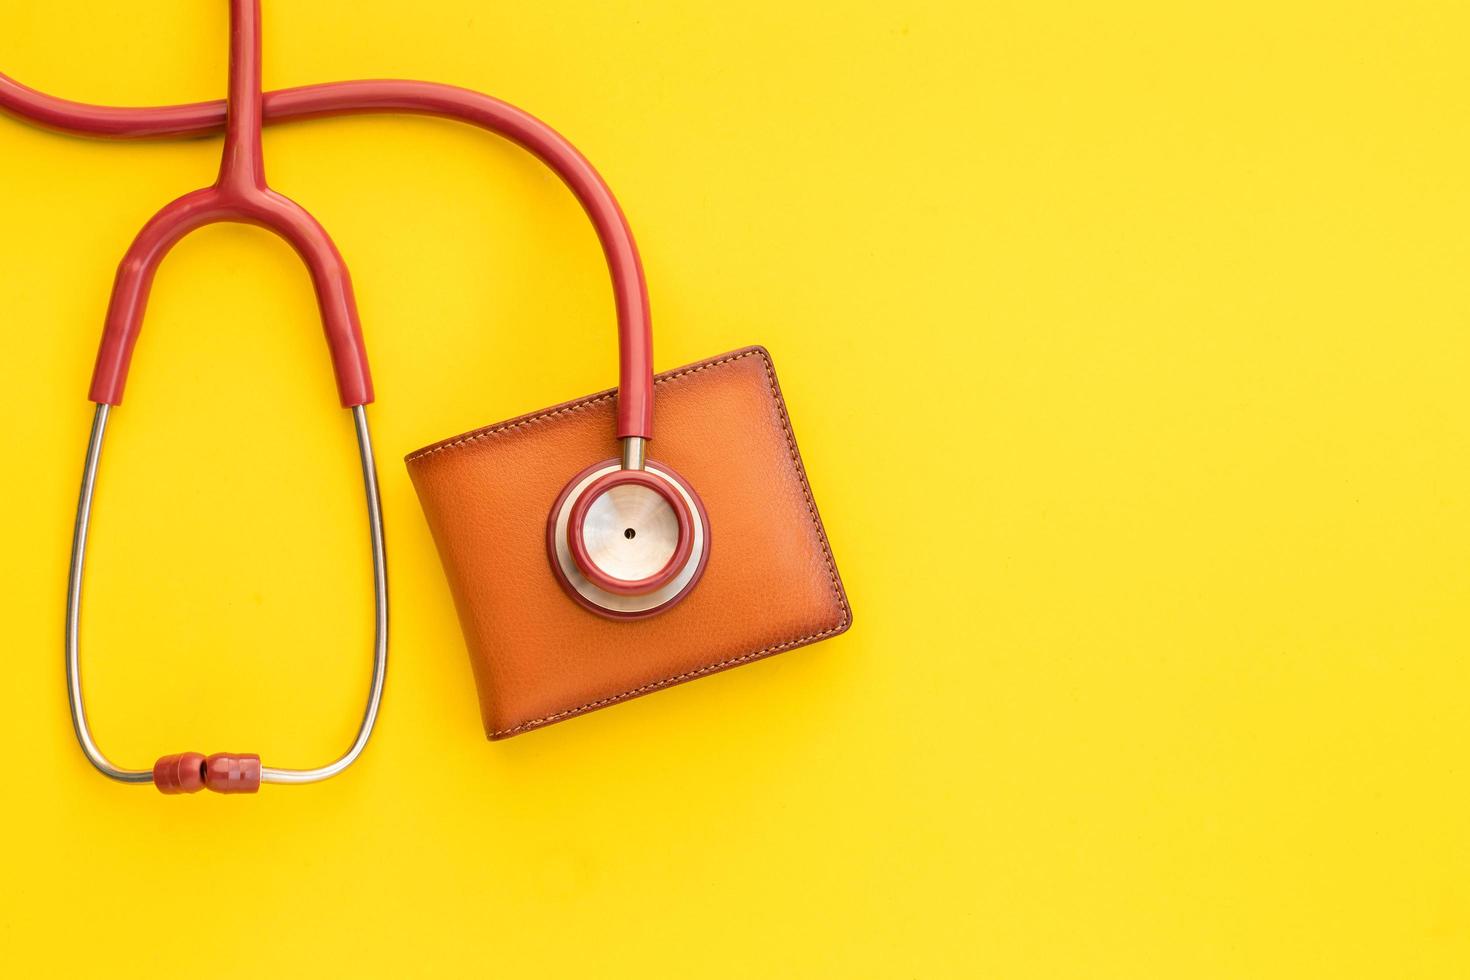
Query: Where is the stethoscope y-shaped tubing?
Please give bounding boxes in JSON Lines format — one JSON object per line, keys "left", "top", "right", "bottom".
{"left": 61, "top": 0, "right": 390, "bottom": 788}
{"left": 0, "top": 69, "right": 654, "bottom": 437}
{"left": 89, "top": 0, "right": 372, "bottom": 410}
{"left": 4, "top": 13, "right": 660, "bottom": 786}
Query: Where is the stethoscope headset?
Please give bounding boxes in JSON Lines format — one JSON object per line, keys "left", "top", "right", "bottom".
{"left": 0, "top": 0, "right": 709, "bottom": 793}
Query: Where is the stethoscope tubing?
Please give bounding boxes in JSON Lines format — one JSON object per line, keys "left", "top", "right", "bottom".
{"left": 0, "top": 71, "right": 654, "bottom": 437}
{"left": 14, "top": 0, "right": 674, "bottom": 788}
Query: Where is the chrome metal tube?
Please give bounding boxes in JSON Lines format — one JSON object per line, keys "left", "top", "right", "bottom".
{"left": 262, "top": 405, "right": 388, "bottom": 784}
{"left": 620, "top": 435, "right": 646, "bottom": 471}
{"left": 65, "top": 404, "right": 150, "bottom": 782}
{"left": 64, "top": 404, "right": 389, "bottom": 787}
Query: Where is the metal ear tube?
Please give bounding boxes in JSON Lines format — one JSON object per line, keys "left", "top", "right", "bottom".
{"left": 66, "top": 403, "right": 388, "bottom": 792}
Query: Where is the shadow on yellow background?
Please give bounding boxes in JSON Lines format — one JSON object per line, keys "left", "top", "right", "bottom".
{"left": 1, "top": 1, "right": 1466, "bottom": 977}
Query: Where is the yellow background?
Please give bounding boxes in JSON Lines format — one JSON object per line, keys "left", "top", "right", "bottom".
{"left": 1, "top": 1, "right": 1467, "bottom": 976}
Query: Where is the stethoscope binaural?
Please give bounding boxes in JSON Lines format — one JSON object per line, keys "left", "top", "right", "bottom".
{"left": 2, "top": 0, "right": 709, "bottom": 793}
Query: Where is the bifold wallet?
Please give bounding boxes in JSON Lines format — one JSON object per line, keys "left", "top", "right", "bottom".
{"left": 404, "top": 346, "right": 852, "bottom": 738}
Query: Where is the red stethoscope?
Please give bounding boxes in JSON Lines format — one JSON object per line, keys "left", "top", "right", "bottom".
{"left": 1, "top": 0, "right": 709, "bottom": 793}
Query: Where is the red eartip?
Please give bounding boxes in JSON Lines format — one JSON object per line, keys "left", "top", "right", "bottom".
{"left": 153, "top": 753, "right": 207, "bottom": 794}
{"left": 204, "top": 753, "right": 262, "bottom": 794}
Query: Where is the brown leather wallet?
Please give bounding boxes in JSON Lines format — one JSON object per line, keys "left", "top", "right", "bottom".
{"left": 404, "top": 346, "right": 852, "bottom": 738}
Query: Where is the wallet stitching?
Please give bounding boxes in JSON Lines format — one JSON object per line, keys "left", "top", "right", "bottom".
{"left": 754, "top": 346, "right": 851, "bottom": 630}
{"left": 404, "top": 349, "right": 765, "bottom": 463}
{"left": 491, "top": 623, "right": 848, "bottom": 737}
{"left": 483, "top": 347, "right": 852, "bottom": 738}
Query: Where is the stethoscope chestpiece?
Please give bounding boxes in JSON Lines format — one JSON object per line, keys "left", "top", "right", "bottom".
{"left": 548, "top": 456, "right": 710, "bottom": 618}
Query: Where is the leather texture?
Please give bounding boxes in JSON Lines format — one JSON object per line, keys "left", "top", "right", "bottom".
{"left": 405, "top": 346, "right": 852, "bottom": 738}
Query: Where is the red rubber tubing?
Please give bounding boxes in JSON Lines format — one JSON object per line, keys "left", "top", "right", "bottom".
{"left": 72, "top": 0, "right": 375, "bottom": 407}
{"left": 0, "top": 16, "right": 654, "bottom": 434}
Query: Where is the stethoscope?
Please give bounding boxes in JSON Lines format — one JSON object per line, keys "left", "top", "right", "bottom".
{"left": 1, "top": 0, "right": 709, "bottom": 793}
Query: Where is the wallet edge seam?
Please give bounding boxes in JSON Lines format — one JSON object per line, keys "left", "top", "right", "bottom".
{"left": 483, "top": 345, "right": 853, "bottom": 738}
{"left": 405, "top": 347, "right": 765, "bottom": 464}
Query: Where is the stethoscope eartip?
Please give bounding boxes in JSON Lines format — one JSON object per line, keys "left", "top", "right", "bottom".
{"left": 152, "top": 752, "right": 262, "bottom": 794}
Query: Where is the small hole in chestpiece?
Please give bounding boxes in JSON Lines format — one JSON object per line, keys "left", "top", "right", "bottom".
{"left": 624, "top": 528, "right": 636, "bottom": 539}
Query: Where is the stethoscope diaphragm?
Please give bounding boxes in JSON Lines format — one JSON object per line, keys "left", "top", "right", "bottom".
{"left": 548, "top": 459, "right": 710, "bottom": 618}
